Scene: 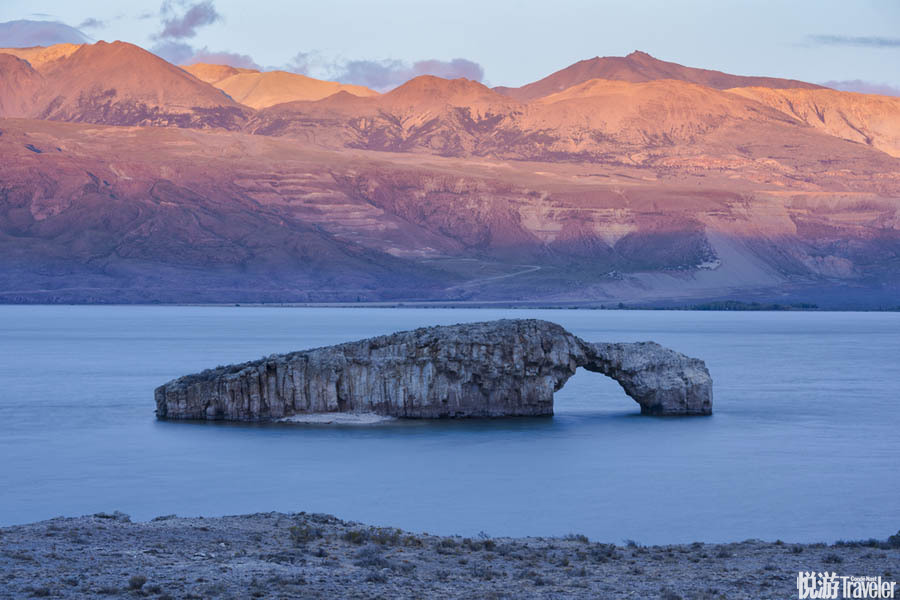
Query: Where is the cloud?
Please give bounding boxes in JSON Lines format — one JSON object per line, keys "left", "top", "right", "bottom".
{"left": 288, "top": 53, "right": 485, "bottom": 91}
{"left": 151, "top": 40, "right": 195, "bottom": 63}
{"left": 808, "top": 34, "right": 900, "bottom": 48}
{"left": 334, "top": 59, "right": 409, "bottom": 89}
{"left": 411, "top": 58, "right": 484, "bottom": 81}
{"left": 150, "top": 40, "right": 259, "bottom": 68}
{"left": 286, "top": 50, "right": 323, "bottom": 76}
{"left": 149, "top": 1, "right": 246, "bottom": 67}
{"left": 157, "top": 0, "right": 220, "bottom": 40}
{"left": 184, "top": 48, "right": 259, "bottom": 69}
{"left": 0, "top": 19, "right": 89, "bottom": 46}
{"left": 78, "top": 18, "right": 105, "bottom": 29}
{"left": 822, "top": 80, "right": 900, "bottom": 97}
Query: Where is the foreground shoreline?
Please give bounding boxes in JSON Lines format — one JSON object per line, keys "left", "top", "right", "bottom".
{"left": 1, "top": 512, "right": 897, "bottom": 599}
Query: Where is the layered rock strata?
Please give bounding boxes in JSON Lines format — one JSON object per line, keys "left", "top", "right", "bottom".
{"left": 154, "top": 319, "right": 712, "bottom": 421}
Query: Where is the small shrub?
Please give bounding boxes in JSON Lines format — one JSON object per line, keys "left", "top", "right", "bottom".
{"left": 305, "top": 512, "right": 339, "bottom": 524}
{"left": 394, "top": 561, "right": 417, "bottom": 575}
{"left": 342, "top": 529, "right": 369, "bottom": 545}
{"left": 715, "top": 548, "right": 732, "bottom": 559}
{"left": 660, "top": 587, "right": 683, "bottom": 600}
{"left": 791, "top": 545, "right": 804, "bottom": 554}
{"left": 592, "top": 544, "right": 618, "bottom": 562}
{"left": 564, "top": 533, "right": 589, "bottom": 543}
{"left": 289, "top": 523, "right": 322, "bottom": 545}
{"left": 354, "top": 545, "right": 389, "bottom": 569}
{"left": 823, "top": 553, "right": 844, "bottom": 564}
{"left": 128, "top": 575, "right": 147, "bottom": 590}
{"left": 28, "top": 588, "right": 50, "bottom": 598}
{"left": 365, "top": 570, "right": 388, "bottom": 583}
{"left": 889, "top": 531, "right": 900, "bottom": 548}
{"left": 96, "top": 586, "right": 120, "bottom": 595}
{"left": 436, "top": 537, "right": 459, "bottom": 554}
{"left": 369, "top": 527, "right": 402, "bottom": 545}
{"left": 470, "top": 561, "right": 495, "bottom": 580}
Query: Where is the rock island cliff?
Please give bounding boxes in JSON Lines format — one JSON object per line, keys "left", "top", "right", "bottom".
{"left": 155, "top": 319, "right": 712, "bottom": 421}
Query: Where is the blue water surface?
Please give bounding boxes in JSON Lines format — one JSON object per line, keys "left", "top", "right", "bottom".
{"left": 0, "top": 306, "right": 897, "bottom": 544}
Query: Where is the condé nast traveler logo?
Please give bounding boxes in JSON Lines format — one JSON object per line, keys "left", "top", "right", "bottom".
{"left": 798, "top": 572, "right": 897, "bottom": 599}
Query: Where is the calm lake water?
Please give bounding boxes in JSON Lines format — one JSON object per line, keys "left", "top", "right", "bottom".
{"left": 1, "top": 306, "right": 898, "bottom": 544}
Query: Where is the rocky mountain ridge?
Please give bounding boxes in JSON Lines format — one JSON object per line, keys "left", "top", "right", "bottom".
{"left": 1, "top": 42, "right": 898, "bottom": 306}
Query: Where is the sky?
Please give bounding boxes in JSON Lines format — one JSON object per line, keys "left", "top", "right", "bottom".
{"left": 1, "top": 0, "right": 898, "bottom": 93}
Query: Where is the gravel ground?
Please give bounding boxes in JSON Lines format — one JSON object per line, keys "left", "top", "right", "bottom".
{"left": 1, "top": 511, "right": 897, "bottom": 599}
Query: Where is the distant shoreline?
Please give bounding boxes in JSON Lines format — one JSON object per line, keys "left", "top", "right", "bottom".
{"left": 1, "top": 301, "right": 899, "bottom": 311}
{"left": 1, "top": 511, "right": 897, "bottom": 599}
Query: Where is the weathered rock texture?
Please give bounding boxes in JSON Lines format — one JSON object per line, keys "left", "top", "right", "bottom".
{"left": 154, "top": 319, "right": 712, "bottom": 421}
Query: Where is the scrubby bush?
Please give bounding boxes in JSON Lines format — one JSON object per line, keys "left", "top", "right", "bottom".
{"left": 342, "top": 526, "right": 408, "bottom": 546}
{"left": 289, "top": 523, "right": 322, "bottom": 545}
{"left": 342, "top": 529, "right": 369, "bottom": 545}
{"left": 369, "top": 527, "right": 402, "bottom": 545}
{"left": 127, "top": 575, "right": 147, "bottom": 590}
{"left": 470, "top": 561, "right": 496, "bottom": 581}
{"left": 436, "top": 537, "right": 460, "bottom": 554}
{"left": 660, "top": 587, "right": 683, "bottom": 600}
{"left": 354, "top": 545, "right": 390, "bottom": 569}
{"left": 365, "top": 570, "right": 388, "bottom": 583}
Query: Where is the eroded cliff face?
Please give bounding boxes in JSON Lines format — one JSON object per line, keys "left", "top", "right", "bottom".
{"left": 2, "top": 119, "right": 898, "bottom": 306}
{"left": 154, "top": 320, "right": 713, "bottom": 421}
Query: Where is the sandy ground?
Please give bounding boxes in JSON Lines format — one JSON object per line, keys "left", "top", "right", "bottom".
{"left": 1, "top": 511, "right": 898, "bottom": 599}
{"left": 277, "top": 413, "right": 396, "bottom": 425}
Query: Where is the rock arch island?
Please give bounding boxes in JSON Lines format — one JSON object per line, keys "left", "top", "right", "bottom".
{"left": 155, "top": 319, "right": 712, "bottom": 421}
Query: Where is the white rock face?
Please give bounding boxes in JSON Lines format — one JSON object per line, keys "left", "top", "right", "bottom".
{"left": 154, "top": 319, "right": 712, "bottom": 421}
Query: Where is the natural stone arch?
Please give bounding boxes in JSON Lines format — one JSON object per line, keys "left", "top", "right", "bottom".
{"left": 577, "top": 342, "right": 713, "bottom": 416}
{"left": 155, "top": 319, "right": 712, "bottom": 422}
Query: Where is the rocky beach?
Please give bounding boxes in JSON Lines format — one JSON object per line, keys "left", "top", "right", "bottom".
{"left": 1, "top": 511, "right": 897, "bottom": 599}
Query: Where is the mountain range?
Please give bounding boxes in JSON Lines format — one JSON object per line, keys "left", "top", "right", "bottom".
{"left": 1, "top": 41, "right": 898, "bottom": 306}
